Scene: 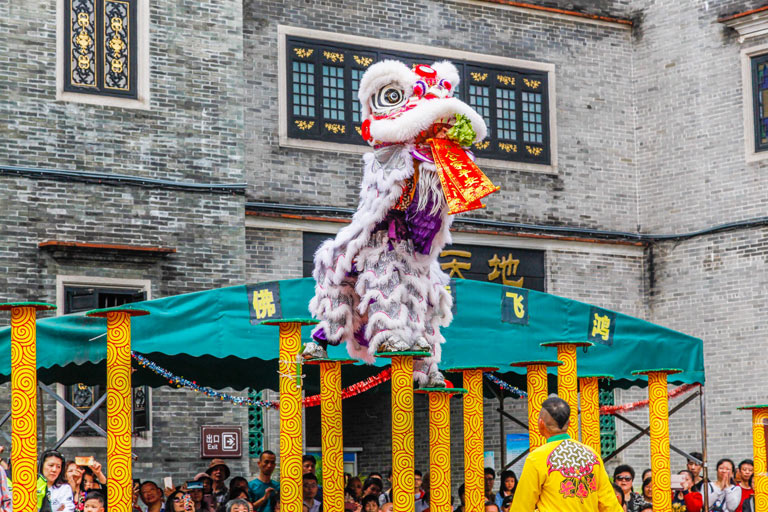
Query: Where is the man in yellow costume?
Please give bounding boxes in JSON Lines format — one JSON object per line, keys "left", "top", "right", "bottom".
{"left": 512, "top": 397, "right": 622, "bottom": 512}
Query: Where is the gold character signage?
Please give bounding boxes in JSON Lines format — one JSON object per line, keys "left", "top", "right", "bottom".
{"left": 247, "top": 283, "right": 282, "bottom": 324}
{"left": 502, "top": 286, "right": 528, "bottom": 325}
{"left": 587, "top": 307, "right": 616, "bottom": 346}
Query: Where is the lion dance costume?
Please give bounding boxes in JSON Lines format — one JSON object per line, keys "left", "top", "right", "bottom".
{"left": 305, "top": 60, "right": 499, "bottom": 386}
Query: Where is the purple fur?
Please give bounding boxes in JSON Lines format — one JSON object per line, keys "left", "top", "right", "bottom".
{"left": 406, "top": 187, "right": 443, "bottom": 254}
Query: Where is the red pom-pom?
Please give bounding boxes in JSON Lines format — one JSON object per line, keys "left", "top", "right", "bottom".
{"left": 444, "top": 380, "right": 454, "bottom": 389}
{"left": 361, "top": 119, "right": 371, "bottom": 141}
{"left": 414, "top": 64, "right": 437, "bottom": 79}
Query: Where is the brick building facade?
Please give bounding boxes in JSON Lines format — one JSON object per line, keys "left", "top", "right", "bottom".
{"left": 2, "top": 0, "right": 767, "bottom": 495}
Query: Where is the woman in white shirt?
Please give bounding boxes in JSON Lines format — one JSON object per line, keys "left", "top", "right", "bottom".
{"left": 707, "top": 458, "right": 742, "bottom": 512}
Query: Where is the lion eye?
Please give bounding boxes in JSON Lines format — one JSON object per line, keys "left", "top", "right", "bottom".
{"left": 372, "top": 84, "right": 407, "bottom": 111}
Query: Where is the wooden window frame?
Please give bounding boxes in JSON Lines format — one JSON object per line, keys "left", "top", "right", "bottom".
{"left": 278, "top": 26, "right": 557, "bottom": 173}
{"left": 285, "top": 36, "right": 550, "bottom": 165}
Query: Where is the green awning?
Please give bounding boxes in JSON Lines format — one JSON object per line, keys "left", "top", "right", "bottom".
{"left": 0, "top": 278, "right": 704, "bottom": 392}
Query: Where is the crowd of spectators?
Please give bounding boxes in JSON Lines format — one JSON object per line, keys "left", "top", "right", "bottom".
{"left": 0, "top": 448, "right": 754, "bottom": 512}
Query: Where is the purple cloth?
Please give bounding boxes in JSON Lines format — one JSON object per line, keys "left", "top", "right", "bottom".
{"left": 406, "top": 187, "right": 443, "bottom": 254}
{"left": 311, "top": 326, "right": 370, "bottom": 347}
{"left": 312, "top": 327, "right": 327, "bottom": 343}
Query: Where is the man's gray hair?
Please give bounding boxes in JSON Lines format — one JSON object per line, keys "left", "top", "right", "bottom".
{"left": 541, "top": 396, "right": 570, "bottom": 429}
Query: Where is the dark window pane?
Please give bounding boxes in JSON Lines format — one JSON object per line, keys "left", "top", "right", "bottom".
{"left": 495, "top": 87, "right": 516, "bottom": 141}
{"left": 322, "top": 65, "right": 345, "bottom": 121}
{"left": 757, "top": 58, "right": 768, "bottom": 149}
{"left": 292, "top": 61, "right": 315, "bottom": 118}
{"left": 469, "top": 84, "right": 491, "bottom": 137}
{"left": 351, "top": 68, "right": 363, "bottom": 124}
{"left": 522, "top": 91, "right": 543, "bottom": 144}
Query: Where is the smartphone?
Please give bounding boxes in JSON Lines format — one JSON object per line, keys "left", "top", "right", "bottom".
{"left": 75, "top": 456, "right": 94, "bottom": 466}
{"left": 183, "top": 494, "right": 193, "bottom": 511}
{"left": 186, "top": 481, "right": 204, "bottom": 490}
{"left": 133, "top": 478, "right": 141, "bottom": 486}
{"left": 163, "top": 476, "right": 173, "bottom": 490}
{"left": 670, "top": 474, "right": 684, "bottom": 490}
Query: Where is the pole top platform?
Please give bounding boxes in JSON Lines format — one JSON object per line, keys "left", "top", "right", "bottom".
{"left": 579, "top": 373, "right": 614, "bottom": 379}
{"left": 0, "top": 302, "right": 56, "bottom": 311}
{"left": 631, "top": 368, "right": 682, "bottom": 376}
{"left": 260, "top": 318, "right": 319, "bottom": 326}
{"left": 86, "top": 306, "right": 150, "bottom": 318}
{"left": 415, "top": 387, "right": 468, "bottom": 395}
{"left": 510, "top": 359, "right": 563, "bottom": 367}
{"left": 445, "top": 365, "right": 500, "bottom": 372}
{"left": 737, "top": 405, "right": 768, "bottom": 410}
{"left": 377, "top": 351, "right": 431, "bottom": 359}
{"left": 541, "top": 340, "right": 594, "bottom": 348}
{"left": 303, "top": 358, "right": 357, "bottom": 366}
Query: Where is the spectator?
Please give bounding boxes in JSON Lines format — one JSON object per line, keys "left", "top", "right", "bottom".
{"left": 230, "top": 478, "right": 249, "bottom": 494}
{"left": 641, "top": 469, "right": 652, "bottom": 483}
{"left": 302, "top": 474, "right": 321, "bottom": 512}
{"left": 189, "top": 482, "right": 213, "bottom": 512}
{"left": 84, "top": 493, "right": 105, "bottom": 512}
{"left": 413, "top": 471, "right": 426, "bottom": 512}
{"left": 361, "top": 478, "right": 383, "bottom": 500}
{"left": 484, "top": 503, "right": 499, "bottom": 512}
{"left": 380, "top": 503, "right": 394, "bottom": 512}
{"left": 500, "top": 495, "right": 514, "bottom": 512}
{"left": 345, "top": 477, "right": 363, "bottom": 503}
{"left": 166, "top": 491, "right": 195, "bottom": 512}
{"left": 193, "top": 473, "right": 216, "bottom": 512}
{"left": 302, "top": 456, "right": 323, "bottom": 502}
{"left": 248, "top": 451, "right": 279, "bottom": 512}
{"left": 206, "top": 460, "right": 231, "bottom": 508}
{"left": 674, "top": 470, "right": 697, "bottom": 510}
{"left": 38, "top": 450, "right": 75, "bottom": 512}
{"left": 494, "top": 470, "right": 516, "bottom": 510}
{"left": 220, "top": 488, "right": 250, "bottom": 512}
{"left": 65, "top": 461, "right": 85, "bottom": 511}
{"left": 419, "top": 472, "right": 431, "bottom": 512}
{"left": 736, "top": 460, "right": 754, "bottom": 512}
{"left": 641, "top": 477, "right": 652, "bottom": 503}
{"left": 361, "top": 495, "right": 378, "bottom": 512}
{"left": 225, "top": 499, "right": 252, "bottom": 512}
{"left": 82, "top": 465, "right": 107, "bottom": 495}
{"left": 378, "top": 471, "right": 394, "bottom": 506}
{"left": 484, "top": 468, "right": 496, "bottom": 503}
{"left": 688, "top": 452, "right": 707, "bottom": 493}
{"left": 614, "top": 465, "right": 647, "bottom": 512}
{"left": 369, "top": 473, "right": 383, "bottom": 483}
{"left": 612, "top": 483, "right": 626, "bottom": 511}
{"left": 140, "top": 481, "right": 166, "bottom": 512}
{"left": 454, "top": 484, "right": 465, "bottom": 512}
{"left": 707, "top": 459, "right": 741, "bottom": 512}
{"left": 0, "top": 463, "right": 11, "bottom": 512}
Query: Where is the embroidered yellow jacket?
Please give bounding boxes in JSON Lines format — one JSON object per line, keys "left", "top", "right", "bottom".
{"left": 511, "top": 434, "right": 623, "bottom": 512}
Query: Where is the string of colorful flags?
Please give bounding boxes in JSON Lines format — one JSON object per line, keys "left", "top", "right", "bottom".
{"left": 483, "top": 373, "right": 527, "bottom": 398}
{"left": 599, "top": 383, "right": 698, "bottom": 415}
{"left": 131, "top": 351, "right": 391, "bottom": 409}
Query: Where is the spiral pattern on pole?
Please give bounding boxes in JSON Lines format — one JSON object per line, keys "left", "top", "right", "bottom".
{"left": 11, "top": 306, "right": 37, "bottom": 512}
{"left": 391, "top": 356, "right": 415, "bottom": 512}
{"left": 279, "top": 323, "right": 304, "bottom": 512}
{"left": 648, "top": 372, "right": 671, "bottom": 512}
{"left": 579, "top": 377, "right": 601, "bottom": 456}
{"left": 556, "top": 345, "right": 579, "bottom": 440}
{"left": 463, "top": 370, "right": 484, "bottom": 512}
{"left": 106, "top": 311, "right": 133, "bottom": 512}
{"left": 527, "top": 365, "right": 548, "bottom": 450}
{"left": 320, "top": 362, "right": 344, "bottom": 512}
{"left": 428, "top": 392, "right": 452, "bottom": 512}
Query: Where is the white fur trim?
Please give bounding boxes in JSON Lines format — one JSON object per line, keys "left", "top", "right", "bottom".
{"left": 368, "top": 97, "right": 487, "bottom": 143}
{"left": 358, "top": 60, "right": 418, "bottom": 121}
{"left": 430, "top": 61, "right": 460, "bottom": 90}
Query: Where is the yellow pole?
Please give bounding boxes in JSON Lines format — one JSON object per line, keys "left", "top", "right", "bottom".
{"left": 541, "top": 341, "right": 592, "bottom": 440}
{"left": 511, "top": 360, "right": 562, "bottom": 450}
{"left": 447, "top": 366, "right": 498, "bottom": 512}
{"left": 2, "top": 302, "right": 55, "bottom": 512}
{"left": 739, "top": 405, "right": 768, "bottom": 512}
{"left": 633, "top": 369, "right": 681, "bottom": 512}
{"left": 416, "top": 388, "right": 466, "bottom": 512}
{"left": 261, "top": 318, "right": 317, "bottom": 512}
{"left": 87, "top": 307, "right": 149, "bottom": 512}
{"left": 305, "top": 358, "right": 354, "bottom": 512}
{"left": 579, "top": 375, "right": 613, "bottom": 457}
{"left": 390, "top": 354, "right": 416, "bottom": 512}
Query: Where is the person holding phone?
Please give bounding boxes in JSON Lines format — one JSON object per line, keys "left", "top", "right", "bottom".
{"left": 166, "top": 491, "right": 195, "bottom": 512}
{"left": 248, "top": 451, "right": 279, "bottom": 512}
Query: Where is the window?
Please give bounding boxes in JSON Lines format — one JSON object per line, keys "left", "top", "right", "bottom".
{"left": 286, "top": 36, "right": 551, "bottom": 164}
{"left": 753, "top": 54, "right": 768, "bottom": 153}
{"left": 64, "top": 0, "right": 138, "bottom": 98}
{"left": 63, "top": 285, "right": 149, "bottom": 436}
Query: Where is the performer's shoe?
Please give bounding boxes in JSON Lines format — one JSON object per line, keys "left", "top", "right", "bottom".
{"left": 377, "top": 336, "right": 411, "bottom": 353}
{"left": 425, "top": 368, "right": 446, "bottom": 388}
{"left": 301, "top": 342, "right": 328, "bottom": 361}
{"left": 411, "top": 336, "right": 430, "bottom": 352}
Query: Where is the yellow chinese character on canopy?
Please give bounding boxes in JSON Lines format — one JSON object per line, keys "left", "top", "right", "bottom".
{"left": 591, "top": 313, "right": 611, "bottom": 341}
{"left": 253, "top": 289, "right": 276, "bottom": 319}
{"left": 488, "top": 253, "right": 523, "bottom": 287}
{"left": 505, "top": 291, "right": 525, "bottom": 319}
{"left": 440, "top": 250, "right": 472, "bottom": 279}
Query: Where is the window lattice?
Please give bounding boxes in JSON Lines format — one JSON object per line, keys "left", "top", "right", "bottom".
{"left": 469, "top": 84, "right": 491, "bottom": 136}
{"left": 753, "top": 55, "right": 768, "bottom": 152}
{"left": 599, "top": 386, "right": 617, "bottom": 457}
{"left": 351, "top": 68, "right": 363, "bottom": 123}
{"left": 522, "top": 91, "right": 543, "bottom": 144}
{"left": 322, "top": 65, "right": 345, "bottom": 121}
{"left": 496, "top": 88, "right": 516, "bottom": 141}
{"left": 64, "top": 0, "right": 137, "bottom": 98}
{"left": 248, "top": 389, "right": 264, "bottom": 457}
{"left": 292, "top": 61, "right": 315, "bottom": 118}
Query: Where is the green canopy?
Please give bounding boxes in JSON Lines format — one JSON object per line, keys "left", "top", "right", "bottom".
{"left": 0, "top": 278, "right": 704, "bottom": 393}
